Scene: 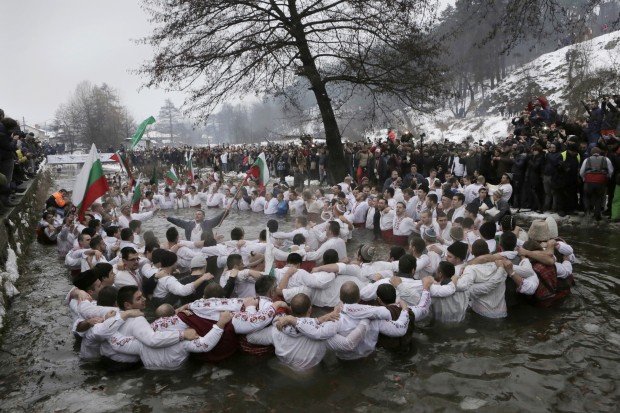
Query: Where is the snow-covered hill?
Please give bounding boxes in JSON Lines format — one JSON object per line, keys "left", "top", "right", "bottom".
{"left": 406, "top": 30, "right": 620, "bottom": 144}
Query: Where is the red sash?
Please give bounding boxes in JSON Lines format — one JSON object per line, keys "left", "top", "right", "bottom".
{"left": 178, "top": 312, "right": 238, "bottom": 362}
{"left": 381, "top": 229, "right": 408, "bottom": 245}
{"left": 353, "top": 222, "right": 366, "bottom": 228}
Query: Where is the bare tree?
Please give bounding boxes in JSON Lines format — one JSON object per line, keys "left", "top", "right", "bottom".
{"left": 138, "top": 0, "right": 446, "bottom": 183}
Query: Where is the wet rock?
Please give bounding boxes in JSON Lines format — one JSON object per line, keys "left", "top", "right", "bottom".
{"left": 583, "top": 323, "right": 600, "bottom": 334}
{"left": 466, "top": 328, "right": 477, "bottom": 334}
{"left": 447, "top": 357, "right": 511, "bottom": 378}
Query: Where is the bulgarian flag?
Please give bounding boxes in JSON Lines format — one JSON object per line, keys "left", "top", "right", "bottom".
{"left": 186, "top": 150, "right": 195, "bottom": 183}
{"left": 72, "top": 144, "right": 110, "bottom": 221}
{"left": 110, "top": 151, "right": 135, "bottom": 187}
{"left": 247, "top": 152, "right": 269, "bottom": 188}
{"left": 131, "top": 177, "right": 142, "bottom": 213}
{"left": 165, "top": 165, "right": 179, "bottom": 185}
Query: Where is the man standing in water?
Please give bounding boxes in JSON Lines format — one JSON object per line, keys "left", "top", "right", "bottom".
{"left": 166, "top": 209, "right": 227, "bottom": 242}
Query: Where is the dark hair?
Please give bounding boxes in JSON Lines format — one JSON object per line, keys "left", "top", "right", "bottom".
{"left": 292, "top": 233, "right": 306, "bottom": 246}
{"left": 120, "top": 227, "right": 134, "bottom": 241}
{"left": 453, "top": 193, "right": 465, "bottom": 203}
{"left": 88, "top": 219, "right": 101, "bottom": 229}
{"left": 89, "top": 235, "right": 103, "bottom": 249}
{"left": 226, "top": 254, "right": 243, "bottom": 270}
{"left": 105, "top": 225, "right": 120, "bottom": 237}
{"left": 204, "top": 283, "right": 225, "bottom": 299}
{"left": 427, "top": 193, "right": 438, "bottom": 204}
{"left": 437, "top": 261, "right": 455, "bottom": 284}
{"left": 231, "top": 227, "right": 244, "bottom": 241}
{"left": 121, "top": 247, "right": 137, "bottom": 260}
{"left": 117, "top": 285, "right": 139, "bottom": 310}
{"left": 478, "top": 222, "right": 496, "bottom": 240}
{"left": 499, "top": 231, "right": 517, "bottom": 252}
{"left": 290, "top": 293, "right": 311, "bottom": 316}
{"left": 471, "top": 239, "right": 490, "bottom": 257}
{"left": 323, "top": 249, "right": 339, "bottom": 265}
{"left": 254, "top": 275, "right": 276, "bottom": 296}
{"left": 398, "top": 254, "right": 417, "bottom": 276}
{"left": 328, "top": 221, "right": 340, "bottom": 236}
{"left": 461, "top": 217, "right": 474, "bottom": 229}
{"left": 81, "top": 227, "right": 96, "bottom": 237}
{"left": 128, "top": 219, "right": 141, "bottom": 232}
{"left": 377, "top": 283, "right": 397, "bottom": 304}
{"left": 144, "top": 240, "right": 159, "bottom": 254}
{"left": 339, "top": 281, "right": 360, "bottom": 304}
{"left": 409, "top": 236, "right": 426, "bottom": 254}
{"left": 286, "top": 253, "right": 303, "bottom": 265}
{"left": 389, "top": 246, "right": 406, "bottom": 261}
{"left": 97, "top": 286, "right": 118, "bottom": 307}
{"left": 259, "top": 229, "right": 266, "bottom": 241}
{"left": 384, "top": 187, "right": 395, "bottom": 197}
{"left": 94, "top": 262, "right": 113, "bottom": 281}
{"left": 267, "top": 219, "right": 279, "bottom": 233}
{"left": 166, "top": 226, "right": 179, "bottom": 242}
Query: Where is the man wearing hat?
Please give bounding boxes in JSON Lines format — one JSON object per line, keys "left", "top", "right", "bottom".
{"left": 152, "top": 250, "right": 214, "bottom": 305}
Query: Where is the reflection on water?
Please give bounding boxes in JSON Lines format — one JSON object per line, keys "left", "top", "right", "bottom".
{"left": 1, "top": 169, "right": 620, "bottom": 412}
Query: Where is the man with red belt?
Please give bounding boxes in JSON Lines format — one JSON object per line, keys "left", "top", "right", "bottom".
{"left": 580, "top": 147, "right": 613, "bottom": 221}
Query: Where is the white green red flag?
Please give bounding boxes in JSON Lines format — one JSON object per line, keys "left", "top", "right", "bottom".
{"left": 110, "top": 151, "right": 134, "bottom": 187}
{"left": 131, "top": 177, "right": 142, "bottom": 213}
{"left": 247, "top": 152, "right": 269, "bottom": 188}
{"left": 186, "top": 150, "right": 195, "bottom": 183}
{"left": 165, "top": 165, "right": 179, "bottom": 185}
{"left": 72, "top": 144, "right": 110, "bottom": 221}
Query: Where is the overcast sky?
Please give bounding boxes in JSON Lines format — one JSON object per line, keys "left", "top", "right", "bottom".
{"left": 2, "top": 0, "right": 185, "bottom": 127}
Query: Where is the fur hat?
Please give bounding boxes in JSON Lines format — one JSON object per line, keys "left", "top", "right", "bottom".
{"left": 190, "top": 255, "right": 207, "bottom": 269}
{"left": 447, "top": 241, "right": 468, "bottom": 261}
{"left": 449, "top": 226, "right": 464, "bottom": 241}
{"left": 423, "top": 227, "right": 437, "bottom": 241}
{"left": 248, "top": 252, "right": 265, "bottom": 267}
{"left": 359, "top": 244, "right": 376, "bottom": 262}
{"left": 545, "top": 216, "right": 558, "bottom": 239}
{"left": 528, "top": 220, "right": 550, "bottom": 242}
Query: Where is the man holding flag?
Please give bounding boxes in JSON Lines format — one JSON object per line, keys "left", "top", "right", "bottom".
{"left": 72, "top": 144, "right": 110, "bottom": 222}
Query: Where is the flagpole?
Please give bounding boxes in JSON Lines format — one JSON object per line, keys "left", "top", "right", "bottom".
{"left": 215, "top": 172, "right": 252, "bottom": 228}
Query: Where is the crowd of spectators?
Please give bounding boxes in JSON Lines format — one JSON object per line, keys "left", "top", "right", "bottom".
{"left": 0, "top": 108, "right": 46, "bottom": 212}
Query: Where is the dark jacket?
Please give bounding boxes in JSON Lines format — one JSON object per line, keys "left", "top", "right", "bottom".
{"left": 166, "top": 210, "right": 227, "bottom": 241}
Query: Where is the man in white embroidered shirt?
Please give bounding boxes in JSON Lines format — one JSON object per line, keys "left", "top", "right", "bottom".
{"left": 246, "top": 293, "right": 370, "bottom": 370}
{"left": 114, "top": 247, "right": 144, "bottom": 290}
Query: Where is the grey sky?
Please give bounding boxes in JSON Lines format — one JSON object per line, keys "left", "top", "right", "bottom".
{"left": 2, "top": 0, "right": 184, "bottom": 127}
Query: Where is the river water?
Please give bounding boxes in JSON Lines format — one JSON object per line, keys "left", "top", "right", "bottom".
{"left": 1, "top": 169, "right": 620, "bottom": 412}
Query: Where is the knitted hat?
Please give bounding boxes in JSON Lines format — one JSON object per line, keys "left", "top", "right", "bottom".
{"left": 248, "top": 252, "right": 265, "bottom": 267}
{"left": 447, "top": 241, "right": 468, "bottom": 261}
{"left": 359, "top": 244, "right": 376, "bottom": 262}
{"left": 190, "top": 255, "right": 207, "bottom": 269}
{"left": 449, "top": 226, "right": 464, "bottom": 241}
{"left": 423, "top": 227, "right": 437, "bottom": 241}
{"left": 528, "top": 220, "right": 550, "bottom": 242}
